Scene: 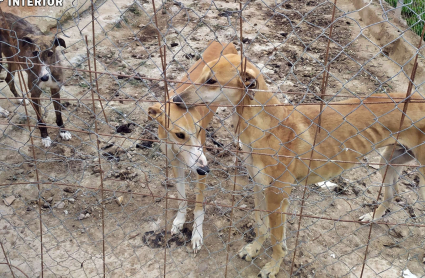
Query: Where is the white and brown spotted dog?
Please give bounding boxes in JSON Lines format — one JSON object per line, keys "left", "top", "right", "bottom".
{"left": 147, "top": 41, "right": 237, "bottom": 252}
{"left": 0, "top": 12, "right": 68, "bottom": 147}
{"left": 173, "top": 54, "right": 425, "bottom": 277}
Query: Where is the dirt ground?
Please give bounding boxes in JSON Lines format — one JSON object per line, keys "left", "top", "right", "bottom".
{"left": 0, "top": 0, "right": 424, "bottom": 277}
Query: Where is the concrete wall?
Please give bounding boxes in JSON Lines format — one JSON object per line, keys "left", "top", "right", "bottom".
{"left": 352, "top": 0, "right": 424, "bottom": 94}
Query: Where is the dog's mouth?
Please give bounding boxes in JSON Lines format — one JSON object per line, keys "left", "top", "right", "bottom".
{"left": 192, "top": 101, "right": 209, "bottom": 108}
{"left": 174, "top": 99, "right": 208, "bottom": 108}
{"left": 172, "top": 94, "right": 213, "bottom": 107}
{"left": 193, "top": 98, "right": 209, "bottom": 105}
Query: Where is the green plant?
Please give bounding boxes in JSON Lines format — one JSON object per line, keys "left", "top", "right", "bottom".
{"left": 128, "top": 79, "right": 141, "bottom": 86}
{"left": 385, "top": 0, "right": 425, "bottom": 40}
{"left": 129, "top": 5, "right": 140, "bottom": 15}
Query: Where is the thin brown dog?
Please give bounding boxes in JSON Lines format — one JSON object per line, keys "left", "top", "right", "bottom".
{"left": 173, "top": 54, "right": 425, "bottom": 277}
{"left": 0, "top": 12, "right": 67, "bottom": 147}
{"left": 147, "top": 41, "right": 237, "bottom": 252}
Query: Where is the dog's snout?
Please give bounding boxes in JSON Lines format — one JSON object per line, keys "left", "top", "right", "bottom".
{"left": 173, "top": 95, "right": 183, "bottom": 103}
{"left": 40, "top": 75, "right": 49, "bottom": 82}
{"left": 196, "top": 165, "right": 210, "bottom": 176}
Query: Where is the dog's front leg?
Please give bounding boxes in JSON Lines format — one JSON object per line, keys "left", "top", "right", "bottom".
{"left": 259, "top": 184, "right": 290, "bottom": 278}
{"left": 419, "top": 166, "right": 425, "bottom": 200}
{"left": 170, "top": 158, "right": 187, "bottom": 235}
{"left": 0, "top": 106, "right": 9, "bottom": 118}
{"left": 51, "top": 87, "right": 71, "bottom": 141}
{"left": 238, "top": 183, "right": 269, "bottom": 261}
{"left": 192, "top": 173, "right": 206, "bottom": 253}
{"left": 28, "top": 78, "right": 51, "bottom": 147}
{"left": 4, "top": 58, "right": 29, "bottom": 105}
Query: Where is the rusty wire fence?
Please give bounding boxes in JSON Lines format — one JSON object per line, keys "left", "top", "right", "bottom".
{"left": 0, "top": 0, "right": 424, "bottom": 277}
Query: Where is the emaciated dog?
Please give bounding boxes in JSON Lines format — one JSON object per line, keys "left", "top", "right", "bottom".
{"left": 173, "top": 54, "right": 425, "bottom": 277}
{"left": 147, "top": 41, "right": 237, "bottom": 252}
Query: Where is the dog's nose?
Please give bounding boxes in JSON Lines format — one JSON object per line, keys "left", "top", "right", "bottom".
{"left": 196, "top": 166, "right": 210, "bottom": 175}
{"left": 173, "top": 95, "right": 183, "bottom": 103}
{"left": 40, "top": 75, "right": 49, "bottom": 82}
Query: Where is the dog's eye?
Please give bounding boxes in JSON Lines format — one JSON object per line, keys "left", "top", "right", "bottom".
{"left": 206, "top": 78, "right": 217, "bottom": 85}
{"left": 32, "top": 51, "right": 39, "bottom": 56}
{"left": 47, "top": 51, "right": 54, "bottom": 57}
{"left": 175, "top": 132, "right": 185, "bottom": 139}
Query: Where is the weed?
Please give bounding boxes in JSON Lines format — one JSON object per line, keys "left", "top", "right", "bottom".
{"left": 386, "top": 0, "right": 425, "bottom": 40}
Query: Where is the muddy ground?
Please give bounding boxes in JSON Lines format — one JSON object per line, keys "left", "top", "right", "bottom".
{"left": 0, "top": 0, "right": 424, "bottom": 277}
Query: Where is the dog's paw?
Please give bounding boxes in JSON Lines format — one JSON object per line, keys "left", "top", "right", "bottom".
{"left": 0, "top": 107, "right": 9, "bottom": 118}
{"left": 258, "top": 261, "right": 281, "bottom": 278}
{"left": 282, "top": 240, "right": 288, "bottom": 251}
{"left": 19, "top": 98, "right": 30, "bottom": 105}
{"left": 42, "top": 137, "right": 52, "bottom": 148}
{"left": 60, "top": 131, "right": 72, "bottom": 140}
{"left": 238, "top": 139, "right": 243, "bottom": 149}
{"left": 171, "top": 217, "right": 186, "bottom": 235}
{"left": 171, "top": 223, "right": 184, "bottom": 235}
{"left": 359, "top": 212, "right": 374, "bottom": 223}
{"left": 238, "top": 242, "right": 261, "bottom": 262}
{"left": 191, "top": 229, "right": 203, "bottom": 253}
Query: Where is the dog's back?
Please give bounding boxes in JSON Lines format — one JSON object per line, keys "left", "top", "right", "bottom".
{"left": 0, "top": 12, "right": 43, "bottom": 43}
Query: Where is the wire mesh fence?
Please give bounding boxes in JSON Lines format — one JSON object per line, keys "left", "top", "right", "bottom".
{"left": 387, "top": 0, "right": 424, "bottom": 36}
{"left": 0, "top": 0, "right": 424, "bottom": 277}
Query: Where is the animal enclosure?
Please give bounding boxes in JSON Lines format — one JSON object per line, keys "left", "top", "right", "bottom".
{"left": 0, "top": 0, "right": 424, "bottom": 277}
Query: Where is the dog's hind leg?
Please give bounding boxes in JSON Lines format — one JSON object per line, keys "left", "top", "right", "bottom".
{"left": 192, "top": 173, "right": 206, "bottom": 253}
{"left": 170, "top": 156, "right": 188, "bottom": 235}
{"left": 51, "top": 88, "right": 71, "bottom": 141}
{"left": 416, "top": 167, "right": 425, "bottom": 215}
{"left": 359, "top": 145, "right": 413, "bottom": 222}
{"left": 0, "top": 44, "right": 3, "bottom": 77}
{"left": 418, "top": 169, "right": 425, "bottom": 208}
{"left": 412, "top": 144, "right": 425, "bottom": 209}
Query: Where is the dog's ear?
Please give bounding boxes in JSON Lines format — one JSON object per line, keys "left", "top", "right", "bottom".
{"left": 242, "top": 68, "right": 258, "bottom": 89}
{"left": 148, "top": 103, "right": 163, "bottom": 121}
{"left": 223, "top": 42, "right": 238, "bottom": 55}
{"left": 241, "top": 68, "right": 258, "bottom": 100}
{"left": 21, "top": 36, "right": 35, "bottom": 47}
{"left": 54, "top": 37, "right": 66, "bottom": 48}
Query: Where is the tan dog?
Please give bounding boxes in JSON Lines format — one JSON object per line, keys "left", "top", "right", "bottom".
{"left": 173, "top": 54, "right": 425, "bottom": 277}
{"left": 0, "top": 12, "right": 68, "bottom": 147}
{"left": 147, "top": 41, "right": 237, "bottom": 252}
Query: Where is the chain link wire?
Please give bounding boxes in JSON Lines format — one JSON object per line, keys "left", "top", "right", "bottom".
{"left": 0, "top": 0, "right": 424, "bottom": 277}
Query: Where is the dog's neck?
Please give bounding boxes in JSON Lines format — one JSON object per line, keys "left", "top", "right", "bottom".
{"left": 234, "top": 80, "right": 291, "bottom": 143}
